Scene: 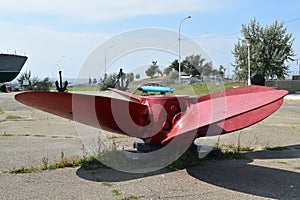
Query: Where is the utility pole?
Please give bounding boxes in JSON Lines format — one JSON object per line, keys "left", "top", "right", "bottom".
{"left": 178, "top": 16, "right": 191, "bottom": 84}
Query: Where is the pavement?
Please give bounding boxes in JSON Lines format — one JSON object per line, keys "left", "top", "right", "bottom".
{"left": 0, "top": 92, "right": 299, "bottom": 200}
{"left": 284, "top": 94, "right": 300, "bottom": 100}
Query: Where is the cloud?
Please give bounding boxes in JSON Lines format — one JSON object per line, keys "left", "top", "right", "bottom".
{"left": 0, "top": 0, "right": 237, "bottom": 78}
{"left": 0, "top": 0, "right": 226, "bottom": 23}
{"left": 0, "top": 21, "right": 111, "bottom": 78}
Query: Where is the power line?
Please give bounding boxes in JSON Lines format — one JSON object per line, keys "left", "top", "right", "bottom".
{"left": 193, "top": 32, "right": 240, "bottom": 40}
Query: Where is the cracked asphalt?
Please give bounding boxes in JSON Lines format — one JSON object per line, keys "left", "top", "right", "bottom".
{"left": 0, "top": 92, "right": 299, "bottom": 200}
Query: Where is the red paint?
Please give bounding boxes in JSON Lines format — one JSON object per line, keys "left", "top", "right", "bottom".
{"left": 15, "top": 86, "right": 288, "bottom": 147}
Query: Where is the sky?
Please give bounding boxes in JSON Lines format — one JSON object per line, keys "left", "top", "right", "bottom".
{"left": 1, "top": 0, "right": 300, "bottom": 81}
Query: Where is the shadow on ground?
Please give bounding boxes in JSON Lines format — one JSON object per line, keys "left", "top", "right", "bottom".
{"left": 76, "top": 167, "right": 171, "bottom": 182}
{"left": 76, "top": 144, "right": 300, "bottom": 199}
{"left": 187, "top": 146, "right": 300, "bottom": 199}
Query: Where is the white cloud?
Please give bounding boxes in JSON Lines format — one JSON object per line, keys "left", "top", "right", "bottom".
{"left": 0, "top": 0, "right": 236, "bottom": 78}
{"left": 0, "top": 0, "right": 226, "bottom": 23}
{"left": 0, "top": 22, "right": 111, "bottom": 78}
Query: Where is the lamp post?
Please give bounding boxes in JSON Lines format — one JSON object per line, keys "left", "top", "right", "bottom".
{"left": 245, "top": 34, "right": 251, "bottom": 85}
{"left": 178, "top": 16, "right": 191, "bottom": 84}
{"left": 104, "top": 45, "right": 113, "bottom": 78}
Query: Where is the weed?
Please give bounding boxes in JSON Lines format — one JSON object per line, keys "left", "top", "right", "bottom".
{"left": 0, "top": 133, "right": 13, "bottom": 136}
{"left": 205, "top": 148, "right": 248, "bottom": 160}
{"left": 168, "top": 146, "right": 201, "bottom": 170}
{"left": 107, "top": 135, "right": 128, "bottom": 139}
{"left": 61, "top": 151, "right": 65, "bottom": 163}
{"left": 8, "top": 155, "right": 85, "bottom": 173}
{"left": 5, "top": 115, "right": 21, "bottom": 121}
{"left": 122, "top": 195, "right": 139, "bottom": 200}
{"left": 81, "top": 145, "right": 88, "bottom": 162}
{"left": 42, "top": 157, "right": 49, "bottom": 169}
{"left": 112, "top": 189, "right": 121, "bottom": 197}
{"left": 167, "top": 142, "right": 252, "bottom": 170}
{"left": 238, "top": 146, "right": 254, "bottom": 152}
{"left": 263, "top": 146, "right": 288, "bottom": 151}
{"left": 221, "top": 144, "right": 254, "bottom": 153}
{"left": 10, "top": 166, "right": 39, "bottom": 174}
{"left": 101, "top": 182, "right": 114, "bottom": 187}
{"left": 277, "top": 161, "right": 288, "bottom": 165}
{"left": 33, "top": 134, "right": 46, "bottom": 137}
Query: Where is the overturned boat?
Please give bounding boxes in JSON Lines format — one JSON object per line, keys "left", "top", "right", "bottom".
{"left": 0, "top": 53, "right": 27, "bottom": 83}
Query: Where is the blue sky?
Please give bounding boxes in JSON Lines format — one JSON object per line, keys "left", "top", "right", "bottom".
{"left": 1, "top": 0, "right": 300, "bottom": 80}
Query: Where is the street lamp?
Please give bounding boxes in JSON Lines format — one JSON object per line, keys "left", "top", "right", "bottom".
{"left": 245, "top": 33, "right": 251, "bottom": 85}
{"left": 104, "top": 45, "right": 113, "bottom": 78}
{"left": 178, "top": 16, "right": 191, "bottom": 84}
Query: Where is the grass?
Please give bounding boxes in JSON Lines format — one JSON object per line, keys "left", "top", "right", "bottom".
{"left": 130, "top": 82, "right": 246, "bottom": 97}
{"left": 168, "top": 144, "right": 251, "bottom": 170}
{"left": 277, "top": 161, "right": 288, "bottom": 165}
{"left": 5, "top": 141, "right": 254, "bottom": 174}
{"left": 0, "top": 133, "right": 32, "bottom": 137}
{"left": 122, "top": 195, "right": 139, "bottom": 200}
{"left": 221, "top": 144, "right": 254, "bottom": 153}
{"left": 263, "top": 146, "right": 288, "bottom": 151}
{"left": 0, "top": 133, "right": 75, "bottom": 139}
{"left": 101, "top": 182, "right": 114, "bottom": 187}
{"left": 0, "top": 115, "right": 33, "bottom": 123}
{"left": 111, "top": 189, "right": 121, "bottom": 197}
{"left": 10, "top": 166, "right": 40, "bottom": 174}
{"left": 167, "top": 146, "right": 202, "bottom": 170}
{"left": 8, "top": 151, "right": 104, "bottom": 174}
{"left": 7, "top": 141, "right": 253, "bottom": 174}
{"left": 0, "top": 132, "right": 14, "bottom": 136}
{"left": 204, "top": 147, "right": 249, "bottom": 161}
{"left": 4, "top": 115, "right": 21, "bottom": 121}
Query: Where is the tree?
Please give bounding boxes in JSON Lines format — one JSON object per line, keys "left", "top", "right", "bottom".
{"left": 182, "top": 54, "right": 213, "bottom": 77}
{"left": 167, "top": 54, "right": 213, "bottom": 78}
{"left": 165, "top": 55, "right": 213, "bottom": 79}
{"left": 126, "top": 72, "right": 134, "bottom": 82}
{"left": 17, "top": 70, "right": 52, "bottom": 91}
{"left": 34, "top": 77, "right": 52, "bottom": 91}
{"left": 219, "top": 65, "right": 226, "bottom": 78}
{"left": 18, "top": 70, "right": 32, "bottom": 88}
{"left": 135, "top": 74, "right": 140, "bottom": 80}
{"left": 145, "top": 61, "right": 160, "bottom": 78}
{"left": 232, "top": 18, "right": 295, "bottom": 80}
{"left": 88, "top": 76, "right": 92, "bottom": 85}
{"left": 100, "top": 73, "right": 118, "bottom": 90}
{"left": 168, "top": 59, "right": 179, "bottom": 72}
{"left": 163, "top": 67, "right": 173, "bottom": 76}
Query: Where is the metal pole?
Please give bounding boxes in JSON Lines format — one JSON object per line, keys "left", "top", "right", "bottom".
{"left": 178, "top": 16, "right": 191, "bottom": 84}
{"left": 245, "top": 34, "right": 251, "bottom": 85}
{"left": 247, "top": 42, "right": 251, "bottom": 85}
{"left": 298, "top": 59, "right": 300, "bottom": 75}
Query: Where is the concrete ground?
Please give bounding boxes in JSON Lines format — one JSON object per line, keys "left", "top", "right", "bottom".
{"left": 0, "top": 92, "right": 299, "bottom": 200}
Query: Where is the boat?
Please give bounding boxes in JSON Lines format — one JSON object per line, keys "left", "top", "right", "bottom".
{"left": 0, "top": 53, "right": 28, "bottom": 83}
